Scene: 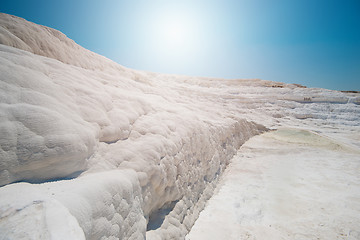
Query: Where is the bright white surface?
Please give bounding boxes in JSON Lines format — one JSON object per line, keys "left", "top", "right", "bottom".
{"left": 186, "top": 129, "right": 360, "bottom": 240}
{"left": 0, "top": 13, "right": 359, "bottom": 240}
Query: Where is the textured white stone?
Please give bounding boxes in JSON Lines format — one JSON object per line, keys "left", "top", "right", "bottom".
{"left": 0, "top": 13, "right": 359, "bottom": 240}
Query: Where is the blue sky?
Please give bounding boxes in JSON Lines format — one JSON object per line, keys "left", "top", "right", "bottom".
{"left": 1, "top": 0, "right": 360, "bottom": 90}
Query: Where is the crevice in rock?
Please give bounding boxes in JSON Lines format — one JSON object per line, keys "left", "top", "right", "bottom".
{"left": 147, "top": 200, "right": 179, "bottom": 231}
{"left": 16, "top": 170, "right": 84, "bottom": 185}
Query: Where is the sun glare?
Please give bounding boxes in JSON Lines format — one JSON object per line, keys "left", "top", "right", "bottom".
{"left": 149, "top": 10, "right": 200, "bottom": 57}
{"left": 159, "top": 19, "right": 191, "bottom": 50}
{"left": 133, "top": 2, "right": 212, "bottom": 72}
{"left": 163, "top": 20, "right": 188, "bottom": 48}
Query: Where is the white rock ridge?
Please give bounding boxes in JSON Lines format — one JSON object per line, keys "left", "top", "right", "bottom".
{"left": 0, "top": 13, "right": 359, "bottom": 239}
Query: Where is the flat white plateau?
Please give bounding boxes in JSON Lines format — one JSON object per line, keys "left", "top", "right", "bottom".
{"left": 187, "top": 128, "right": 360, "bottom": 240}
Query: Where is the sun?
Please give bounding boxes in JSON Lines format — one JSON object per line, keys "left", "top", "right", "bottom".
{"left": 149, "top": 11, "right": 199, "bottom": 57}
{"left": 159, "top": 18, "right": 189, "bottom": 49}
{"left": 132, "top": 3, "right": 210, "bottom": 71}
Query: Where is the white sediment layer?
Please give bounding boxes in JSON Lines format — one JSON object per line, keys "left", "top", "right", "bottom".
{"left": 186, "top": 128, "right": 360, "bottom": 239}
{"left": 0, "top": 13, "right": 359, "bottom": 239}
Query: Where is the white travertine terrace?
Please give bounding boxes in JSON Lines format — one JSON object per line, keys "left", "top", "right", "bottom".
{"left": 0, "top": 13, "right": 359, "bottom": 239}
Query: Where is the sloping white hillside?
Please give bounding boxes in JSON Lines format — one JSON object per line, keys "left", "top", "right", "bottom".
{"left": 0, "top": 13, "right": 359, "bottom": 239}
